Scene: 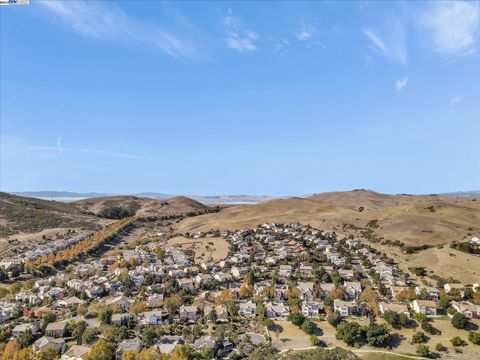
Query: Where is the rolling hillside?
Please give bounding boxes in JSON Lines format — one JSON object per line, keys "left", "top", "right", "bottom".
{"left": 0, "top": 192, "right": 103, "bottom": 238}
{"left": 176, "top": 189, "right": 480, "bottom": 246}
{"left": 72, "top": 195, "right": 210, "bottom": 217}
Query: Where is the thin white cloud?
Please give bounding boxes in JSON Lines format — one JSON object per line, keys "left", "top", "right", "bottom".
{"left": 223, "top": 10, "right": 258, "bottom": 53}
{"left": 38, "top": 0, "right": 204, "bottom": 61}
{"left": 362, "top": 21, "right": 407, "bottom": 64}
{"left": 296, "top": 26, "right": 317, "bottom": 41}
{"left": 450, "top": 96, "right": 462, "bottom": 105}
{"left": 395, "top": 77, "right": 408, "bottom": 91}
{"left": 1, "top": 135, "right": 150, "bottom": 160}
{"left": 363, "top": 28, "right": 388, "bottom": 53}
{"left": 56, "top": 136, "right": 63, "bottom": 153}
{"left": 421, "top": 1, "right": 479, "bottom": 58}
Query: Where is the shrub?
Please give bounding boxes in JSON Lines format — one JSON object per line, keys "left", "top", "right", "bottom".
{"left": 468, "top": 331, "right": 480, "bottom": 345}
{"left": 435, "top": 343, "right": 447, "bottom": 351}
{"left": 450, "top": 336, "right": 465, "bottom": 347}
{"left": 288, "top": 312, "right": 305, "bottom": 327}
{"left": 301, "top": 319, "right": 316, "bottom": 335}
{"left": 421, "top": 320, "right": 435, "bottom": 334}
{"left": 451, "top": 312, "right": 468, "bottom": 329}
{"left": 327, "top": 312, "right": 342, "bottom": 327}
{"left": 310, "top": 335, "right": 326, "bottom": 347}
{"left": 412, "top": 331, "right": 427, "bottom": 344}
{"left": 416, "top": 344, "right": 430, "bottom": 357}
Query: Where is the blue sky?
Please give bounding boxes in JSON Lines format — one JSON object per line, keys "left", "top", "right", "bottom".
{"left": 1, "top": 1, "right": 479, "bottom": 196}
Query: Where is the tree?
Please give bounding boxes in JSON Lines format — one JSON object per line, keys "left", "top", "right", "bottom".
{"left": 435, "top": 343, "right": 447, "bottom": 352}
{"left": 335, "top": 321, "right": 363, "bottom": 346}
{"left": 37, "top": 347, "right": 58, "bottom": 360}
{"left": 98, "top": 308, "right": 113, "bottom": 325}
{"left": 288, "top": 312, "right": 305, "bottom": 327}
{"left": 1, "top": 340, "right": 21, "bottom": 360}
{"left": 416, "top": 344, "right": 430, "bottom": 357}
{"left": 82, "top": 328, "right": 99, "bottom": 345}
{"left": 366, "top": 324, "right": 391, "bottom": 347}
{"left": 256, "top": 303, "right": 266, "bottom": 321}
{"left": 450, "top": 336, "right": 465, "bottom": 347}
{"left": 451, "top": 312, "right": 468, "bottom": 329}
{"left": 327, "top": 312, "right": 342, "bottom": 327}
{"left": 412, "top": 331, "right": 427, "bottom": 344}
{"left": 84, "top": 339, "right": 115, "bottom": 360}
{"left": 17, "top": 328, "right": 32, "bottom": 348}
{"left": 164, "top": 294, "right": 182, "bottom": 316}
{"left": 73, "top": 320, "right": 87, "bottom": 345}
{"left": 41, "top": 312, "right": 57, "bottom": 332}
{"left": 301, "top": 319, "right": 316, "bottom": 335}
{"left": 382, "top": 311, "right": 408, "bottom": 329}
{"left": 141, "top": 325, "right": 156, "bottom": 347}
{"left": 468, "top": 331, "right": 480, "bottom": 345}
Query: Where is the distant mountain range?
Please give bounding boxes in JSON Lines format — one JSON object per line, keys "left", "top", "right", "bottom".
{"left": 9, "top": 189, "right": 479, "bottom": 205}
{"left": 9, "top": 191, "right": 281, "bottom": 205}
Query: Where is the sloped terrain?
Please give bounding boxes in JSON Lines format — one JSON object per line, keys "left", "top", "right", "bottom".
{"left": 72, "top": 195, "right": 210, "bottom": 217}
{"left": 0, "top": 192, "right": 102, "bottom": 237}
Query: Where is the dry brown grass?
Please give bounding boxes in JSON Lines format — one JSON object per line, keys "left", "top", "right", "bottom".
{"left": 168, "top": 236, "right": 229, "bottom": 264}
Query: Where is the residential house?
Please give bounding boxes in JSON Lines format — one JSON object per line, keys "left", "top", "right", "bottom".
{"left": 155, "top": 335, "right": 184, "bottom": 355}
{"left": 194, "top": 335, "right": 217, "bottom": 353}
{"left": 239, "top": 301, "right": 256, "bottom": 318}
{"left": 116, "top": 339, "right": 142, "bottom": 360}
{"left": 334, "top": 299, "right": 358, "bottom": 317}
{"left": 378, "top": 302, "right": 410, "bottom": 318}
{"left": 12, "top": 322, "right": 40, "bottom": 338}
{"left": 111, "top": 313, "right": 133, "bottom": 326}
{"left": 61, "top": 345, "right": 91, "bottom": 360}
{"left": 56, "top": 296, "right": 85, "bottom": 308}
{"left": 279, "top": 265, "right": 293, "bottom": 277}
{"left": 411, "top": 300, "right": 438, "bottom": 316}
{"left": 33, "top": 336, "right": 65, "bottom": 353}
{"left": 451, "top": 301, "right": 480, "bottom": 319}
{"left": 302, "top": 301, "right": 321, "bottom": 318}
{"left": 45, "top": 321, "right": 68, "bottom": 338}
{"left": 179, "top": 305, "right": 197, "bottom": 322}
{"left": 344, "top": 282, "right": 362, "bottom": 300}
{"left": 265, "top": 302, "right": 290, "bottom": 319}
{"left": 215, "top": 304, "right": 229, "bottom": 323}
{"left": 444, "top": 284, "right": 465, "bottom": 297}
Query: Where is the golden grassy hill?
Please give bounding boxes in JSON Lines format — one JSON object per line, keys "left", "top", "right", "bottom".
{"left": 72, "top": 195, "right": 209, "bottom": 217}
{"left": 176, "top": 190, "right": 480, "bottom": 246}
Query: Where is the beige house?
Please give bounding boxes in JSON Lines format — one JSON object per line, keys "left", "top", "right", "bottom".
{"left": 411, "top": 299, "right": 437, "bottom": 316}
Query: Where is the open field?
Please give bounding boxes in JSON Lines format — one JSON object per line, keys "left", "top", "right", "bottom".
{"left": 390, "top": 317, "right": 480, "bottom": 360}
{"left": 168, "top": 236, "right": 229, "bottom": 264}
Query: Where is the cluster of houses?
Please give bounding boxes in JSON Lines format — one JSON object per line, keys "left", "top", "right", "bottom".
{"left": 0, "top": 223, "right": 479, "bottom": 359}
{"left": 0, "top": 231, "right": 93, "bottom": 273}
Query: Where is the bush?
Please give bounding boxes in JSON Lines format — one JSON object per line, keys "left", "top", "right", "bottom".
{"left": 435, "top": 343, "right": 447, "bottom": 351}
{"left": 450, "top": 336, "right": 465, "bottom": 347}
{"left": 288, "top": 312, "right": 305, "bottom": 327}
{"left": 310, "top": 335, "right": 326, "bottom": 347}
{"left": 451, "top": 312, "right": 468, "bottom": 329}
{"left": 421, "top": 320, "right": 435, "bottom": 334}
{"left": 416, "top": 344, "right": 430, "bottom": 357}
{"left": 327, "top": 312, "right": 342, "bottom": 327}
{"left": 468, "top": 331, "right": 480, "bottom": 345}
{"left": 301, "top": 319, "right": 316, "bottom": 335}
{"left": 262, "top": 319, "right": 275, "bottom": 330}
{"left": 412, "top": 331, "right": 427, "bottom": 344}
